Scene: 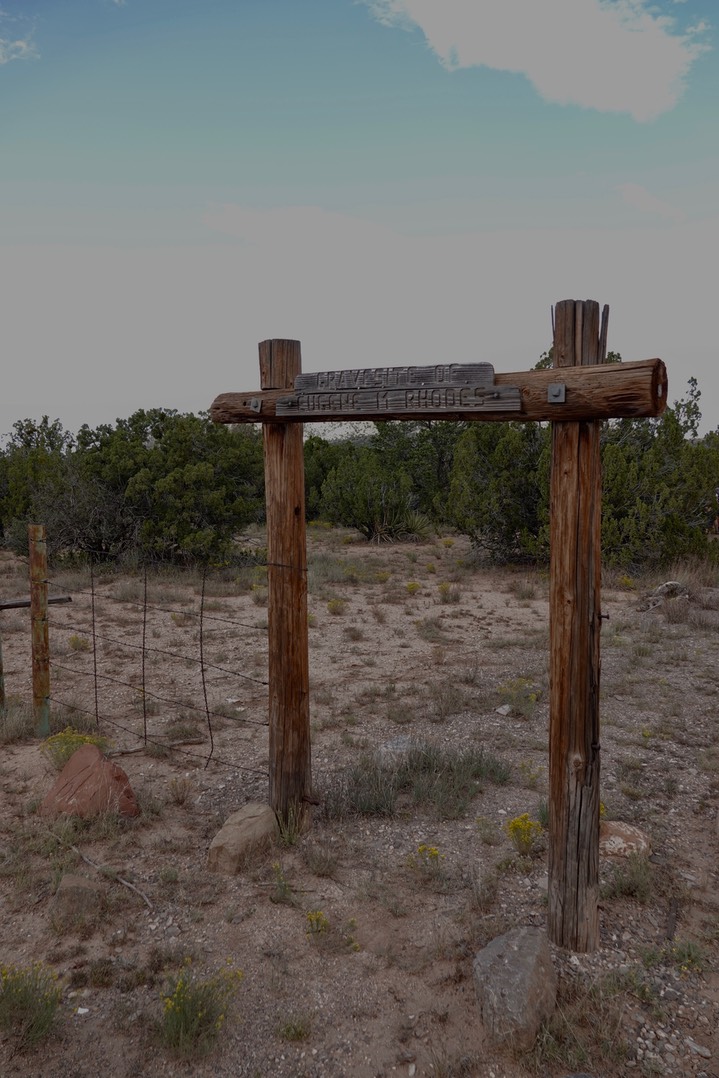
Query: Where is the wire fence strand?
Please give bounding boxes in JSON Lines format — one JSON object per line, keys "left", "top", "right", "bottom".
{"left": 47, "top": 694, "right": 269, "bottom": 776}
{"left": 49, "top": 621, "right": 268, "bottom": 687}
{"left": 32, "top": 559, "right": 275, "bottom": 774}
{"left": 47, "top": 660, "right": 269, "bottom": 727}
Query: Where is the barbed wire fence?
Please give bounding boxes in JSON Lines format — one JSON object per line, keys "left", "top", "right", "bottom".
{"left": 40, "top": 558, "right": 273, "bottom": 778}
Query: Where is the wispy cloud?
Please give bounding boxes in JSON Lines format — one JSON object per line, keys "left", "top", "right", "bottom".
{"left": 0, "top": 36, "right": 37, "bottom": 65}
{"left": 616, "top": 182, "right": 686, "bottom": 222}
{"left": 0, "top": 9, "right": 39, "bottom": 65}
{"left": 364, "top": 0, "right": 710, "bottom": 121}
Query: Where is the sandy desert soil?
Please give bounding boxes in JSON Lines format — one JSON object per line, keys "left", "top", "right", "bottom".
{"left": 0, "top": 530, "right": 717, "bottom": 1078}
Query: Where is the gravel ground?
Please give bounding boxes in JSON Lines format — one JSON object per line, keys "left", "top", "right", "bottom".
{"left": 0, "top": 534, "right": 717, "bottom": 1077}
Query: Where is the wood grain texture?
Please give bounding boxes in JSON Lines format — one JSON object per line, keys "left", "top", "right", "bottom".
{"left": 548, "top": 300, "right": 602, "bottom": 952}
{"left": 260, "top": 340, "right": 312, "bottom": 823}
{"left": 29, "top": 524, "right": 50, "bottom": 738}
{"left": 210, "top": 358, "right": 666, "bottom": 425}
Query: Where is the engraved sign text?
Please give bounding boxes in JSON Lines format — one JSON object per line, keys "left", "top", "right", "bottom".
{"left": 294, "top": 363, "right": 494, "bottom": 393}
{"left": 277, "top": 363, "right": 521, "bottom": 417}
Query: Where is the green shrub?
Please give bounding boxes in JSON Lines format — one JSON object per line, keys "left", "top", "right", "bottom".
{"left": 601, "top": 854, "right": 652, "bottom": 903}
{"left": 324, "top": 743, "right": 510, "bottom": 822}
{"left": 0, "top": 699, "right": 34, "bottom": 744}
{"left": 305, "top": 910, "right": 330, "bottom": 937}
{"left": 68, "top": 634, "right": 91, "bottom": 652}
{"left": 497, "top": 676, "right": 540, "bottom": 719}
{"left": 437, "top": 581, "right": 461, "bottom": 604}
{"left": 159, "top": 961, "right": 242, "bottom": 1059}
{"left": 278, "top": 1013, "right": 312, "bottom": 1041}
{"left": 506, "top": 813, "right": 543, "bottom": 855}
{"left": 43, "top": 727, "right": 110, "bottom": 770}
{"left": 326, "top": 597, "right": 348, "bottom": 615}
{"left": 0, "top": 962, "right": 62, "bottom": 1047}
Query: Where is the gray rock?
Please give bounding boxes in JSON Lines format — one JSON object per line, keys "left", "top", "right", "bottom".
{"left": 51, "top": 873, "right": 107, "bottom": 928}
{"left": 207, "top": 802, "right": 278, "bottom": 873}
{"left": 652, "top": 580, "right": 688, "bottom": 599}
{"left": 473, "top": 926, "right": 556, "bottom": 1051}
{"left": 686, "top": 1037, "right": 711, "bottom": 1059}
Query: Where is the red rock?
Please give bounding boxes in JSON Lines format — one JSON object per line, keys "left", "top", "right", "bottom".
{"left": 40, "top": 743, "right": 140, "bottom": 818}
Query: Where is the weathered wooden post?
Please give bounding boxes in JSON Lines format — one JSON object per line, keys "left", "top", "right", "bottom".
{"left": 548, "top": 299, "right": 605, "bottom": 951}
{"left": 0, "top": 621, "right": 5, "bottom": 712}
{"left": 259, "top": 340, "right": 312, "bottom": 825}
{"left": 29, "top": 523, "right": 51, "bottom": 738}
{"left": 0, "top": 590, "right": 71, "bottom": 719}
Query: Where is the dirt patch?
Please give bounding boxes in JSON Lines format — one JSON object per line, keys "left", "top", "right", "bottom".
{"left": 0, "top": 534, "right": 717, "bottom": 1077}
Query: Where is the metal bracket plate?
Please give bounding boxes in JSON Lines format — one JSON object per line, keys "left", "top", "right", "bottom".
{"left": 548, "top": 383, "right": 566, "bottom": 403}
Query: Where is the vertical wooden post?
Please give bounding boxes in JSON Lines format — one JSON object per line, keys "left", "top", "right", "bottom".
{"left": 0, "top": 621, "right": 5, "bottom": 712}
{"left": 29, "top": 524, "right": 50, "bottom": 738}
{"left": 548, "top": 299, "right": 606, "bottom": 951}
{"left": 259, "top": 340, "right": 311, "bottom": 825}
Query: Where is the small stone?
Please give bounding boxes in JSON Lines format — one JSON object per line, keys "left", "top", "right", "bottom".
{"left": 686, "top": 1037, "right": 711, "bottom": 1059}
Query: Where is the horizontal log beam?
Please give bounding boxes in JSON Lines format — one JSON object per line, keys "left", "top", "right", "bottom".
{"left": 210, "top": 358, "right": 667, "bottom": 425}
{"left": 0, "top": 595, "right": 72, "bottom": 611}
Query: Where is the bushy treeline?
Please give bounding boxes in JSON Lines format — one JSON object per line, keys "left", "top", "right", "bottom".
{"left": 0, "top": 410, "right": 264, "bottom": 565}
{"left": 1, "top": 370, "right": 717, "bottom": 570}
{"left": 308, "top": 372, "right": 719, "bottom": 569}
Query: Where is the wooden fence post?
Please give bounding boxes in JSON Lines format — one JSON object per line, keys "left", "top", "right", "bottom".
{"left": 29, "top": 524, "right": 51, "bottom": 738}
{"left": 259, "top": 340, "right": 312, "bottom": 825}
{"left": 0, "top": 622, "right": 5, "bottom": 713}
{"left": 548, "top": 299, "right": 605, "bottom": 951}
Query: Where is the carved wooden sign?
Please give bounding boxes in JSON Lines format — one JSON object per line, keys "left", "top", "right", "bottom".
{"left": 277, "top": 363, "right": 520, "bottom": 417}
{"left": 210, "top": 357, "right": 667, "bottom": 425}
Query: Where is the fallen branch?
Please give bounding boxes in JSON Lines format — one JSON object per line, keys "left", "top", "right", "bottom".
{"left": 41, "top": 820, "right": 155, "bottom": 910}
{"left": 68, "top": 844, "right": 154, "bottom": 911}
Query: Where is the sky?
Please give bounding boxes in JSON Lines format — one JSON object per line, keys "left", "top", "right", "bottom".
{"left": 1, "top": 0, "right": 717, "bottom": 439}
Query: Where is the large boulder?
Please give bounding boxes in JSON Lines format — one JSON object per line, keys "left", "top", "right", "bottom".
{"left": 473, "top": 926, "right": 556, "bottom": 1051}
{"left": 207, "top": 802, "right": 278, "bottom": 873}
{"left": 40, "top": 744, "right": 140, "bottom": 818}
